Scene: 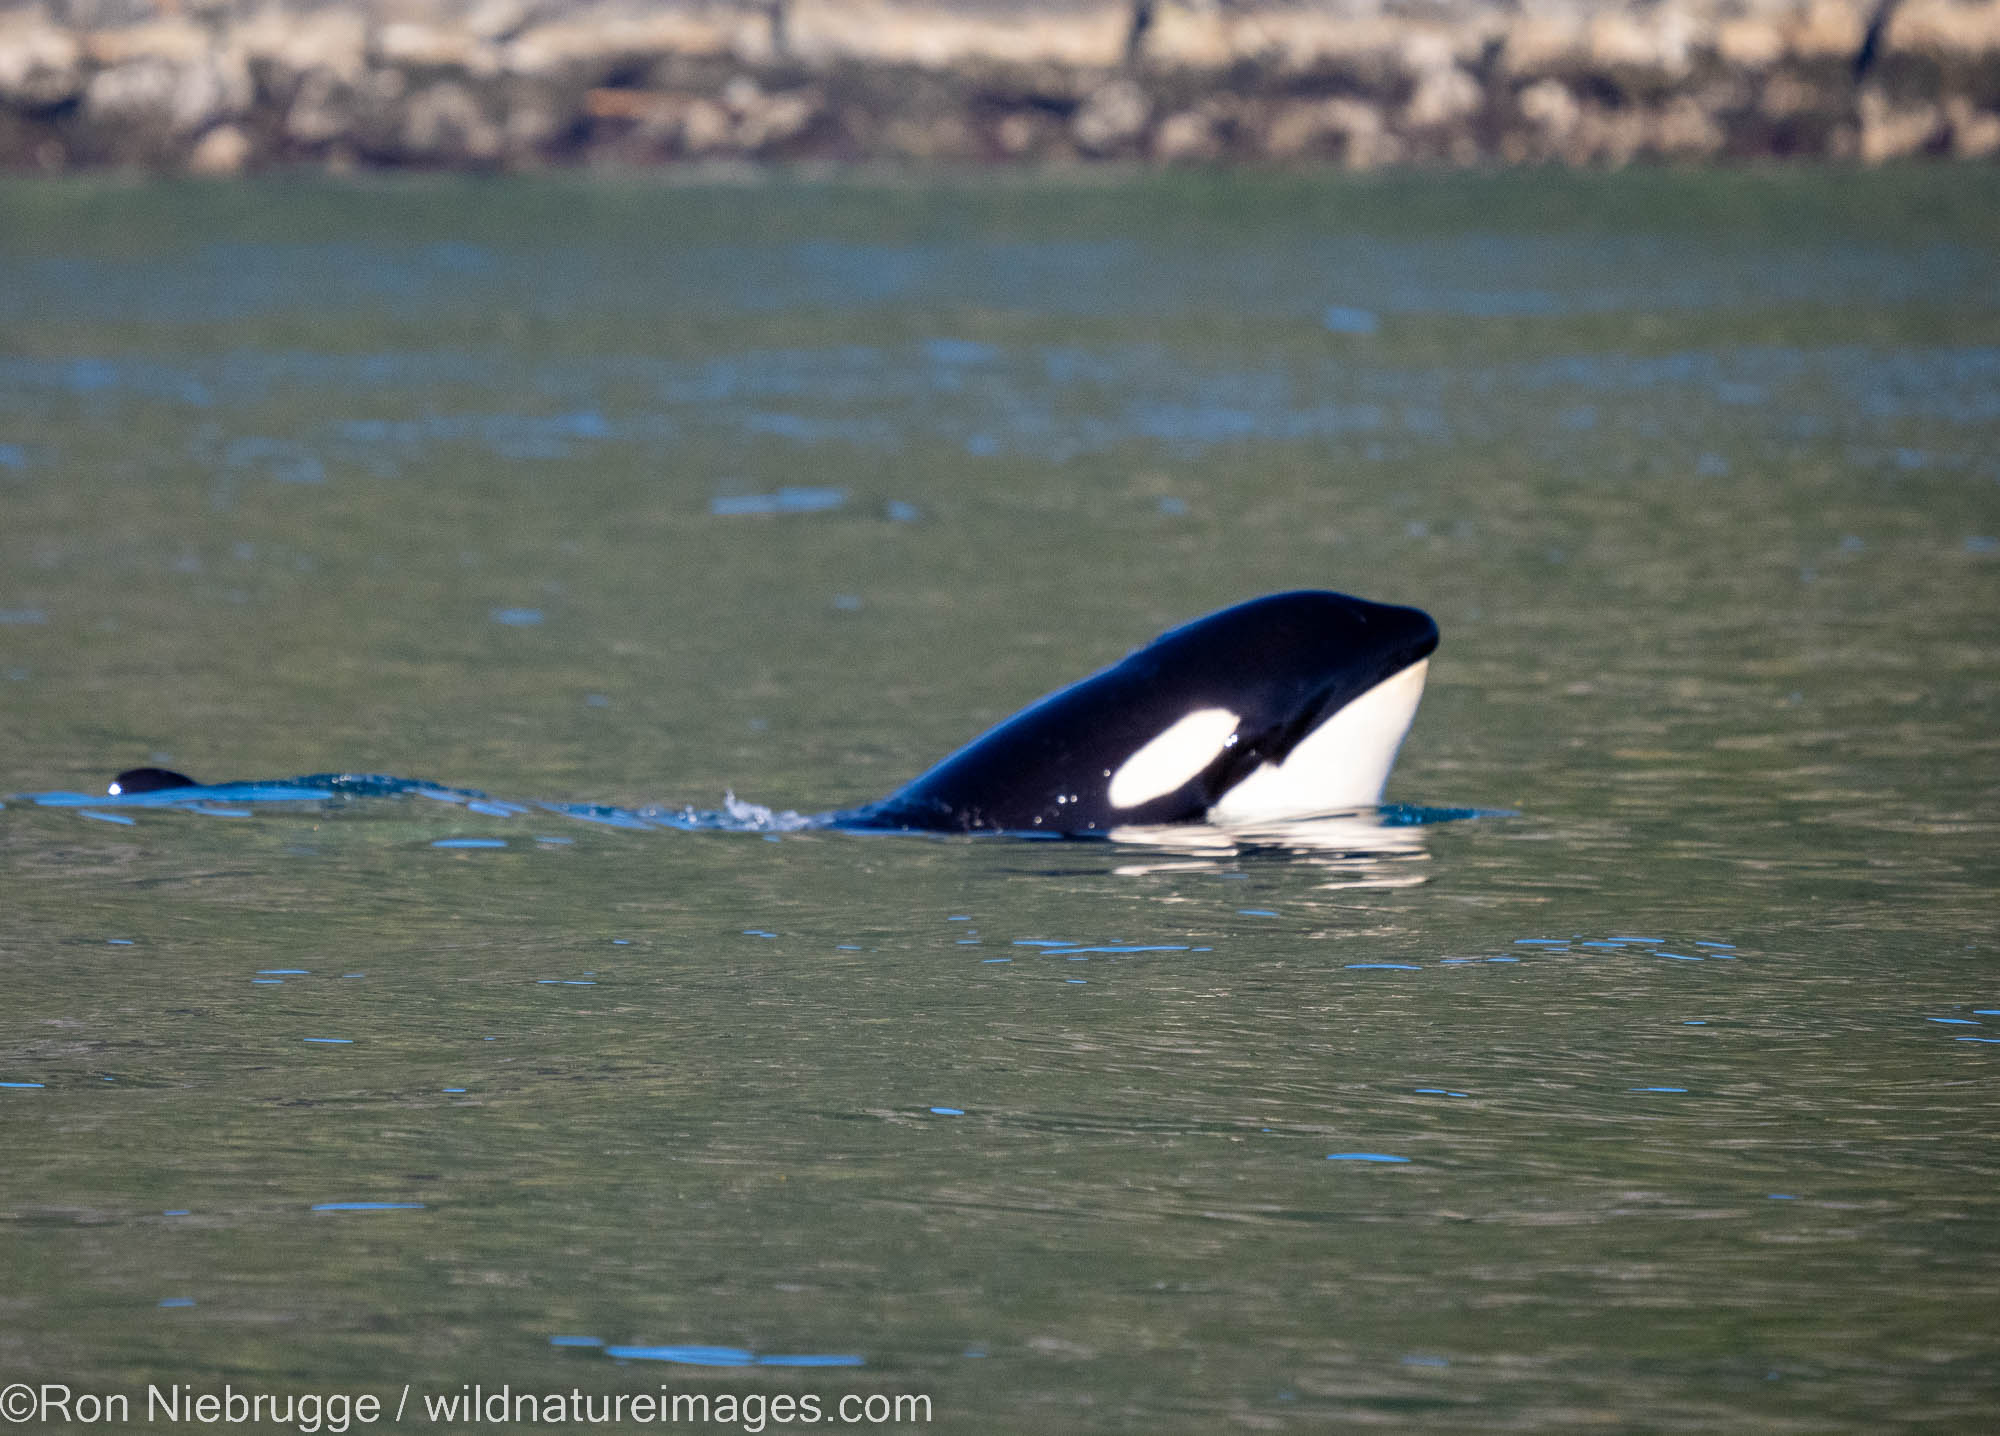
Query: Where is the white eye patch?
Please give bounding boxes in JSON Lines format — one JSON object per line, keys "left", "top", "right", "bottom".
{"left": 1108, "top": 707, "right": 1240, "bottom": 809}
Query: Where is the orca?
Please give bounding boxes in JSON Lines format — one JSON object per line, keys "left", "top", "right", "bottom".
{"left": 838, "top": 590, "right": 1438, "bottom": 836}
{"left": 75, "top": 590, "right": 1438, "bottom": 840}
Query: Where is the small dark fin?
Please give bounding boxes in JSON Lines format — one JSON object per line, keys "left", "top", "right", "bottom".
{"left": 1854, "top": 0, "right": 1901, "bottom": 78}
{"left": 109, "top": 766, "right": 199, "bottom": 795}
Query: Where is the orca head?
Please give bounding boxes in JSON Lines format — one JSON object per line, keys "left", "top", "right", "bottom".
{"left": 849, "top": 590, "right": 1438, "bottom": 835}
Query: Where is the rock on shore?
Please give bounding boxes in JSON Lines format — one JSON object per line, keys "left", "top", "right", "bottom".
{"left": 2, "top": 0, "right": 1997, "bottom": 171}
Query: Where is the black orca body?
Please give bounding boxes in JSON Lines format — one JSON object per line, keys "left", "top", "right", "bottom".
{"left": 96, "top": 591, "right": 1438, "bottom": 840}
{"left": 840, "top": 590, "right": 1438, "bottom": 836}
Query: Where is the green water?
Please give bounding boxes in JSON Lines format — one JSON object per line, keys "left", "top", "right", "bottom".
{"left": 2, "top": 169, "right": 1997, "bottom": 1432}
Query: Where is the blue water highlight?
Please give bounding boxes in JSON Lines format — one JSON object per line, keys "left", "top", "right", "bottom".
{"left": 311, "top": 1202, "right": 426, "bottom": 1212}
{"left": 603, "top": 1345, "right": 864, "bottom": 1368}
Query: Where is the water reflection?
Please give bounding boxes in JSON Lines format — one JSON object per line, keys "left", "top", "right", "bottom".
{"left": 1106, "top": 805, "right": 1495, "bottom": 885}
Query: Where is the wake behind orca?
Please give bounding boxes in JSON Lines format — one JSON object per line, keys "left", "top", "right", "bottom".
{"left": 39, "top": 591, "right": 1461, "bottom": 841}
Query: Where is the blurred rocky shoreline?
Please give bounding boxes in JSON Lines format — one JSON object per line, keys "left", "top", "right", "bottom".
{"left": 2, "top": 0, "right": 1996, "bottom": 173}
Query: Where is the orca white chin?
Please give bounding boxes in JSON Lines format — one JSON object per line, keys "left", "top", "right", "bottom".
{"left": 1206, "top": 658, "right": 1430, "bottom": 826}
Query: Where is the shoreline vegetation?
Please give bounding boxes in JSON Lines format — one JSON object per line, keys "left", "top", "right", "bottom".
{"left": 1, "top": 1, "right": 1996, "bottom": 174}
